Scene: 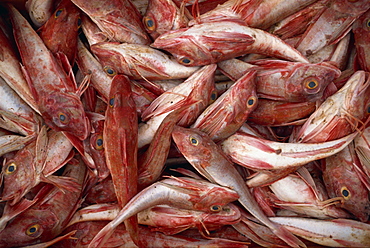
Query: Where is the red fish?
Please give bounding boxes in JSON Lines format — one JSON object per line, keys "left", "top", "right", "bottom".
{"left": 8, "top": 4, "right": 90, "bottom": 140}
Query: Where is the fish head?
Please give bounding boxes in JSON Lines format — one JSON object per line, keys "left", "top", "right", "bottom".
{"left": 90, "top": 42, "right": 123, "bottom": 77}
{"left": 1, "top": 146, "right": 37, "bottom": 205}
{"left": 42, "top": 92, "right": 90, "bottom": 140}
{"left": 333, "top": 181, "right": 370, "bottom": 222}
{"left": 288, "top": 61, "right": 341, "bottom": 102}
{"left": 152, "top": 32, "right": 214, "bottom": 66}
{"left": 201, "top": 203, "right": 241, "bottom": 227}
{"left": 0, "top": 209, "right": 58, "bottom": 247}
{"left": 143, "top": 0, "right": 186, "bottom": 39}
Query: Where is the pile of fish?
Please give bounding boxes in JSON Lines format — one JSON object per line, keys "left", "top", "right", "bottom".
{"left": 0, "top": 0, "right": 369, "bottom": 247}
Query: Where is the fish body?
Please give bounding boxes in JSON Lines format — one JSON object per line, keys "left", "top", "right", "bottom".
{"left": 152, "top": 20, "right": 309, "bottom": 66}
{"left": 9, "top": 5, "right": 90, "bottom": 140}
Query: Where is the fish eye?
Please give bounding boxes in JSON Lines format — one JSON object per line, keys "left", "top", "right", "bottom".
{"left": 143, "top": 16, "right": 156, "bottom": 32}
{"left": 4, "top": 162, "right": 17, "bottom": 175}
{"left": 367, "top": 105, "right": 370, "bottom": 114}
{"left": 189, "top": 136, "right": 199, "bottom": 146}
{"left": 109, "top": 97, "right": 115, "bottom": 107}
{"left": 58, "top": 112, "right": 69, "bottom": 124}
{"left": 247, "top": 96, "right": 257, "bottom": 108}
{"left": 367, "top": 19, "right": 370, "bottom": 28}
{"left": 210, "top": 205, "right": 222, "bottom": 212}
{"left": 179, "top": 57, "right": 193, "bottom": 65}
{"left": 210, "top": 90, "right": 217, "bottom": 103}
{"left": 54, "top": 9, "right": 64, "bottom": 18}
{"left": 26, "top": 224, "right": 41, "bottom": 237}
{"left": 104, "top": 66, "right": 117, "bottom": 77}
{"left": 340, "top": 186, "right": 351, "bottom": 200}
{"left": 305, "top": 79, "right": 319, "bottom": 90}
{"left": 94, "top": 134, "right": 104, "bottom": 150}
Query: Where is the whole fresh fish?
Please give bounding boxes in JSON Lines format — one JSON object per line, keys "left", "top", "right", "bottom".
{"left": 8, "top": 4, "right": 90, "bottom": 140}
{"left": 67, "top": 203, "right": 241, "bottom": 235}
{"left": 138, "top": 204, "right": 241, "bottom": 235}
{"left": 87, "top": 176, "right": 240, "bottom": 247}
{"left": 172, "top": 126, "right": 306, "bottom": 248}
{"left": 152, "top": 20, "right": 309, "bottom": 66}
{"left": 191, "top": 69, "right": 258, "bottom": 141}
{"left": 91, "top": 42, "right": 200, "bottom": 80}
{"left": 103, "top": 74, "right": 139, "bottom": 245}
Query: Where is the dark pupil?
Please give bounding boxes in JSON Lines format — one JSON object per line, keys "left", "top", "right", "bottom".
{"left": 212, "top": 205, "right": 219, "bottom": 211}
{"left": 59, "top": 114, "right": 66, "bottom": 121}
{"left": 29, "top": 227, "right": 36, "bottom": 233}
{"left": 342, "top": 189, "right": 349, "bottom": 197}
{"left": 190, "top": 138, "right": 197, "bottom": 144}
{"left": 55, "top": 9, "right": 63, "bottom": 17}
{"left": 308, "top": 81, "right": 316, "bottom": 88}
{"left": 367, "top": 105, "right": 370, "bottom": 113}
{"left": 96, "top": 138, "right": 103, "bottom": 147}
{"left": 248, "top": 98, "right": 254, "bottom": 105}
{"left": 109, "top": 98, "right": 115, "bottom": 106}
{"left": 146, "top": 19, "right": 154, "bottom": 28}
{"left": 106, "top": 68, "right": 114, "bottom": 75}
{"left": 367, "top": 20, "right": 370, "bottom": 27}
{"left": 77, "top": 18, "right": 82, "bottom": 27}
{"left": 211, "top": 93, "right": 216, "bottom": 100}
{"left": 7, "top": 165, "right": 15, "bottom": 172}
{"left": 182, "top": 58, "right": 191, "bottom": 64}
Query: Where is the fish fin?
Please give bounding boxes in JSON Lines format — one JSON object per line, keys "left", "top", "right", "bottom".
{"left": 201, "top": 32, "right": 255, "bottom": 48}
{"left": 0, "top": 197, "right": 38, "bottom": 232}
{"left": 273, "top": 224, "right": 307, "bottom": 248}
{"left": 54, "top": 52, "right": 79, "bottom": 91}
{"left": 43, "top": 149, "right": 75, "bottom": 176}
{"left": 88, "top": 221, "right": 116, "bottom": 248}
{"left": 23, "top": 230, "right": 77, "bottom": 248}
{"left": 0, "top": 110, "right": 39, "bottom": 136}
{"left": 34, "top": 125, "right": 49, "bottom": 173}
{"left": 20, "top": 64, "right": 39, "bottom": 102}
{"left": 130, "top": 55, "right": 171, "bottom": 80}
{"left": 232, "top": 0, "right": 263, "bottom": 21}
{"left": 41, "top": 174, "right": 80, "bottom": 193}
